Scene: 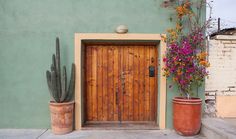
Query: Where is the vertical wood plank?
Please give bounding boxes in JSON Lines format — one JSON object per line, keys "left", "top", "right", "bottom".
{"left": 149, "top": 46, "right": 156, "bottom": 121}
{"left": 138, "top": 46, "right": 145, "bottom": 121}
{"left": 128, "top": 46, "right": 134, "bottom": 120}
{"left": 97, "top": 46, "right": 103, "bottom": 121}
{"left": 154, "top": 46, "right": 158, "bottom": 122}
{"left": 133, "top": 46, "right": 139, "bottom": 121}
{"left": 119, "top": 46, "right": 124, "bottom": 122}
{"left": 102, "top": 46, "right": 108, "bottom": 121}
{"left": 108, "top": 46, "right": 114, "bottom": 121}
{"left": 84, "top": 47, "right": 87, "bottom": 121}
{"left": 113, "top": 46, "right": 119, "bottom": 121}
{"left": 91, "top": 46, "right": 98, "bottom": 121}
{"left": 123, "top": 46, "right": 129, "bottom": 121}
{"left": 86, "top": 46, "right": 93, "bottom": 121}
{"left": 144, "top": 46, "right": 150, "bottom": 121}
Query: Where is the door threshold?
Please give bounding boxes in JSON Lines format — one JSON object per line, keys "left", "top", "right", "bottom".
{"left": 82, "top": 122, "right": 159, "bottom": 130}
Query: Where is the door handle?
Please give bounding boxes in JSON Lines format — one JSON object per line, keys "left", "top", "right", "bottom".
{"left": 151, "top": 57, "right": 154, "bottom": 63}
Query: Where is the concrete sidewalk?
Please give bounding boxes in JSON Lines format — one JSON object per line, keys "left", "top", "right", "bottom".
{"left": 223, "top": 118, "right": 236, "bottom": 128}
{"left": 0, "top": 129, "right": 206, "bottom": 139}
{"left": 201, "top": 118, "right": 236, "bottom": 139}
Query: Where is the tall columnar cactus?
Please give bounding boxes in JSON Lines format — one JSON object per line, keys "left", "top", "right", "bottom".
{"left": 46, "top": 37, "right": 75, "bottom": 103}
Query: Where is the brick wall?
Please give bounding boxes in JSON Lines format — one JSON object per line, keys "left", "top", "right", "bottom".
{"left": 205, "top": 35, "right": 236, "bottom": 117}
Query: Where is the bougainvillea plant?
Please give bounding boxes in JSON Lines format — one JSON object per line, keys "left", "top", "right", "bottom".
{"left": 162, "top": 0, "right": 210, "bottom": 98}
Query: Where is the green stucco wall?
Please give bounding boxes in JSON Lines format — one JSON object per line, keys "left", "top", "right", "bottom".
{"left": 0, "top": 0, "right": 205, "bottom": 129}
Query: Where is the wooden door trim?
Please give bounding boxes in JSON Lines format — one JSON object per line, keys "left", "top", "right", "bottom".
{"left": 75, "top": 33, "right": 167, "bottom": 130}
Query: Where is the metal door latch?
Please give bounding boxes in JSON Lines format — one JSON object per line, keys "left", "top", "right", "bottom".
{"left": 149, "top": 66, "right": 155, "bottom": 77}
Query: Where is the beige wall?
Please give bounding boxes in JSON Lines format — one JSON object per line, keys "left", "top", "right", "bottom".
{"left": 216, "top": 96, "right": 236, "bottom": 117}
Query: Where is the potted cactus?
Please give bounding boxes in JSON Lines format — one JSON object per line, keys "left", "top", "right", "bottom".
{"left": 46, "top": 37, "right": 75, "bottom": 135}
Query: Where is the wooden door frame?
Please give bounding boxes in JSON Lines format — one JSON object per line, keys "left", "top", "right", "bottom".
{"left": 74, "top": 33, "right": 167, "bottom": 130}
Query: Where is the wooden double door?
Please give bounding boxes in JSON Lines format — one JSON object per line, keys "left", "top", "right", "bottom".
{"left": 84, "top": 43, "right": 158, "bottom": 124}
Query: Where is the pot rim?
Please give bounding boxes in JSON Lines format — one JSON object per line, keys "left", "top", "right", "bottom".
{"left": 49, "top": 101, "right": 75, "bottom": 106}
{"left": 173, "top": 97, "right": 202, "bottom": 103}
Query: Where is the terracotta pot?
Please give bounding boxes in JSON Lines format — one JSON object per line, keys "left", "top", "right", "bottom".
{"left": 173, "top": 97, "right": 202, "bottom": 136}
{"left": 49, "top": 101, "right": 74, "bottom": 135}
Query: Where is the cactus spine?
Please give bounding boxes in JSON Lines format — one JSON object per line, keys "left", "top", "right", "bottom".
{"left": 46, "top": 37, "right": 75, "bottom": 103}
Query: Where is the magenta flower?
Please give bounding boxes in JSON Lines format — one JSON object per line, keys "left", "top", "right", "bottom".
{"left": 163, "top": 30, "right": 209, "bottom": 96}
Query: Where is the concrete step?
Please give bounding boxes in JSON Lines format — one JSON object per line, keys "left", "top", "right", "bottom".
{"left": 201, "top": 118, "right": 236, "bottom": 139}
